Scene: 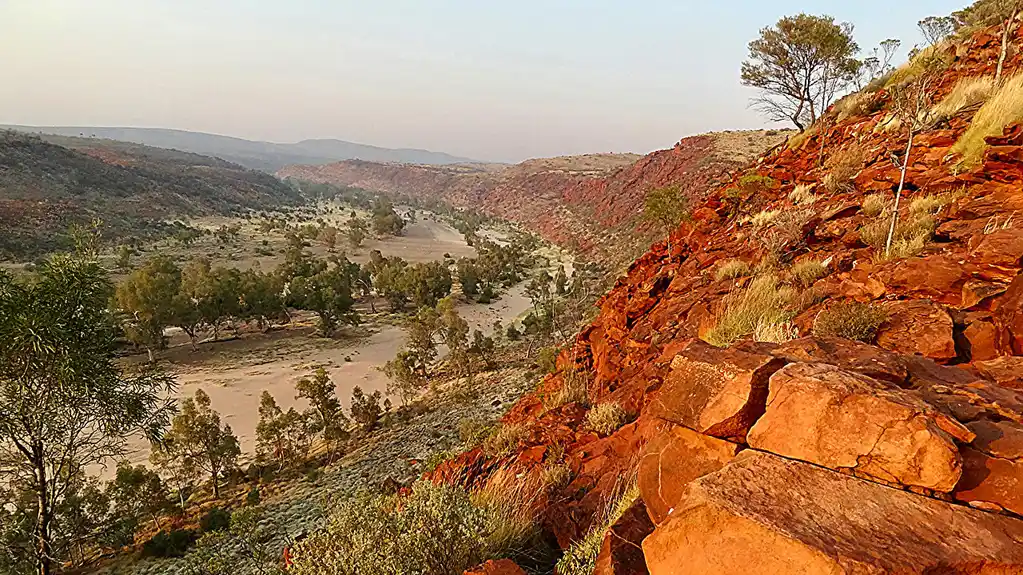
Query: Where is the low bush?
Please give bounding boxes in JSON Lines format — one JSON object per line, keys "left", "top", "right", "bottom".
{"left": 861, "top": 194, "right": 889, "bottom": 217}
{"left": 749, "top": 209, "right": 781, "bottom": 228}
{"left": 834, "top": 90, "right": 877, "bottom": 122}
{"left": 141, "top": 529, "right": 197, "bottom": 558}
{"left": 790, "top": 259, "right": 829, "bottom": 288}
{"left": 586, "top": 403, "right": 628, "bottom": 436}
{"left": 715, "top": 259, "right": 752, "bottom": 281}
{"left": 246, "top": 487, "right": 261, "bottom": 506}
{"left": 199, "top": 507, "right": 231, "bottom": 533}
{"left": 536, "top": 347, "right": 558, "bottom": 374}
{"left": 953, "top": 72, "right": 1023, "bottom": 167}
{"left": 458, "top": 417, "right": 493, "bottom": 447}
{"left": 703, "top": 275, "right": 796, "bottom": 348}
{"left": 544, "top": 368, "right": 590, "bottom": 411}
{"left": 812, "top": 301, "right": 888, "bottom": 343}
{"left": 289, "top": 481, "right": 540, "bottom": 575}
{"left": 860, "top": 210, "right": 936, "bottom": 261}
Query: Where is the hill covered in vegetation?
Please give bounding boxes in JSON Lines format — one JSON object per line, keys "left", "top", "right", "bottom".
{"left": 0, "top": 131, "right": 303, "bottom": 259}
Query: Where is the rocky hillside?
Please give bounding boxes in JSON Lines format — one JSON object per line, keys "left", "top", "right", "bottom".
{"left": 277, "top": 130, "right": 788, "bottom": 263}
{"left": 0, "top": 131, "right": 303, "bottom": 259}
{"left": 428, "top": 23, "right": 1023, "bottom": 574}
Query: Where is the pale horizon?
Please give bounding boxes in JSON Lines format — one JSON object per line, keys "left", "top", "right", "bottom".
{"left": 1, "top": 0, "right": 967, "bottom": 163}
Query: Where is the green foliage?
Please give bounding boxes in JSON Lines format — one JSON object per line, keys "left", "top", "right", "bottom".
{"left": 295, "top": 368, "right": 350, "bottom": 445}
{"left": 741, "top": 14, "right": 860, "bottom": 130}
{"left": 199, "top": 507, "right": 232, "bottom": 533}
{"left": 185, "top": 506, "right": 285, "bottom": 575}
{"left": 812, "top": 301, "right": 889, "bottom": 342}
{"left": 350, "top": 386, "right": 386, "bottom": 431}
{"left": 289, "top": 257, "right": 361, "bottom": 336}
{"left": 536, "top": 347, "right": 559, "bottom": 374}
{"left": 246, "top": 487, "right": 261, "bottom": 506}
{"left": 0, "top": 256, "right": 176, "bottom": 575}
{"left": 116, "top": 255, "right": 181, "bottom": 356}
{"left": 482, "top": 423, "right": 527, "bottom": 458}
{"left": 156, "top": 389, "right": 240, "bottom": 498}
{"left": 643, "top": 184, "right": 691, "bottom": 240}
{"left": 953, "top": 72, "right": 1023, "bottom": 167}
{"left": 141, "top": 528, "right": 198, "bottom": 558}
{"left": 790, "top": 259, "right": 829, "bottom": 288}
{"left": 106, "top": 462, "right": 171, "bottom": 532}
{"left": 371, "top": 198, "right": 406, "bottom": 236}
{"left": 703, "top": 275, "right": 797, "bottom": 347}
{"left": 458, "top": 418, "right": 494, "bottom": 447}
{"left": 255, "top": 391, "right": 312, "bottom": 469}
{"left": 289, "top": 481, "right": 537, "bottom": 575}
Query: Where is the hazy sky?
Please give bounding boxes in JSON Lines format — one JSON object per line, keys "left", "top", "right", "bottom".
{"left": 1, "top": 0, "right": 967, "bottom": 162}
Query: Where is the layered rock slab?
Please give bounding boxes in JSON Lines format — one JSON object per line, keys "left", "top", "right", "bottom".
{"left": 747, "top": 363, "right": 970, "bottom": 492}
{"left": 648, "top": 340, "right": 786, "bottom": 441}
{"left": 642, "top": 450, "right": 1023, "bottom": 575}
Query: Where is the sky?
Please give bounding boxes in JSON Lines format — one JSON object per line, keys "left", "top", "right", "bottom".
{"left": 0, "top": 0, "right": 969, "bottom": 163}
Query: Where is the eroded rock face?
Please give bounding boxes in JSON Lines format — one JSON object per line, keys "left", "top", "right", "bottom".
{"left": 637, "top": 423, "right": 742, "bottom": 525}
{"left": 648, "top": 340, "right": 786, "bottom": 441}
{"left": 770, "top": 337, "right": 909, "bottom": 385}
{"left": 875, "top": 299, "right": 957, "bottom": 361}
{"left": 747, "top": 363, "right": 969, "bottom": 492}
{"left": 955, "top": 420, "right": 1023, "bottom": 515}
{"left": 642, "top": 450, "right": 1023, "bottom": 575}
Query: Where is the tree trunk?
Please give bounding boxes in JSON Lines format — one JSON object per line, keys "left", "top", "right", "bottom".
{"left": 996, "top": 10, "right": 1020, "bottom": 84}
{"left": 211, "top": 469, "right": 221, "bottom": 499}
{"left": 147, "top": 346, "right": 155, "bottom": 363}
{"left": 34, "top": 458, "right": 52, "bottom": 575}
{"left": 885, "top": 131, "right": 915, "bottom": 256}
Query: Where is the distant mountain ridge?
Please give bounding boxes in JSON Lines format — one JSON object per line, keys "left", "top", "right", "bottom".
{"left": 0, "top": 125, "right": 482, "bottom": 172}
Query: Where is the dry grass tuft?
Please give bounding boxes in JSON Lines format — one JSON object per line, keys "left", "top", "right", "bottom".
{"left": 556, "top": 478, "right": 640, "bottom": 575}
{"left": 931, "top": 76, "right": 995, "bottom": 120}
{"left": 788, "top": 184, "right": 817, "bottom": 206}
{"left": 703, "top": 275, "right": 796, "bottom": 348}
{"left": 860, "top": 203, "right": 937, "bottom": 261}
{"left": 885, "top": 43, "right": 951, "bottom": 89}
{"left": 835, "top": 90, "right": 877, "bottom": 122}
{"left": 586, "top": 403, "right": 628, "bottom": 436}
{"left": 483, "top": 423, "right": 527, "bottom": 458}
{"left": 862, "top": 194, "right": 890, "bottom": 217}
{"left": 790, "top": 259, "right": 829, "bottom": 288}
{"left": 749, "top": 209, "right": 781, "bottom": 228}
{"left": 544, "top": 367, "right": 590, "bottom": 411}
{"left": 953, "top": 72, "right": 1023, "bottom": 167}
{"left": 787, "top": 126, "right": 818, "bottom": 150}
{"left": 812, "top": 301, "right": 888, "bottom": 343}
{"left": 822, "top": 146, "right": 865, "bottom": 193}
{"left": 715, "top": 259, "right": 752, "bottom": 282}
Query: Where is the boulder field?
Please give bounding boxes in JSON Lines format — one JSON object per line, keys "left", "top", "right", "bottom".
{"left": 429, "top": 21, "right": 1023, "bottom": 575}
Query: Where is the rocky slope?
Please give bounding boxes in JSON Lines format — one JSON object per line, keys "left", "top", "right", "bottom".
{"left": 0, "top": 131, "right": 302, "bottom": 259}
{"left": 428, "top": 23, "right": 1023, "bottom": 575}
{"left": 277, "top": 130, "right": 787, "bottom": 263}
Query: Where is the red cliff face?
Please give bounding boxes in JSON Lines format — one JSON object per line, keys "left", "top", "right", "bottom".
{"left": 434, "top": 24, "right": 1023, "bottom": 575}
{"left": 277, "top": 131, "right": 787, "bottom": 262}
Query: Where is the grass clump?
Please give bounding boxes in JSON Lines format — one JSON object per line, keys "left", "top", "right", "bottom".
{"left": 788, "top": 184, "right": 817, "bottom": 206}
{"left": 586, "top": 403, "right": 628, "bottom": 436}
{"left": 812, "top": 301, "right": 888, "bottom": 343}
{"left": 953, "top": 72, "right": 1023, "bottom": 167}
{"left": 544, "top": 368, "right": 590, "bottom": 411}
{"left": 861, "top": 194, "right": 890, "bottom": 217}
{"left": 822, "top": 146, "right": 864, "bottom": 193}
{"left": 703, "top": 275, "right": 796, "bottom": 348}
{"left": 834, "top": 90, "right": 878, "bottom": 122}
{"left": 860, "top": 209, "right": 937, "bottom": 261}
{"left": 930, "top": 75, "right": 995, "bottom": 120}
{"left": 715, "top": 259, "right": 752, "bottom": 282}
{"left": 556, "top": 481, "right": 640, "bottom": 575}
{"left": 790, "top": 259, "right": 829, "bottom": 288}
{"left": 885, "top": 43, "right": 952, "bottom": 90}
{"left": 482, "top": 423, "right": 527, "bottom": 458}
{"left": 289, "top": 481, "right": 539, "bottom": 575}
{"left": 749, "top": 209, "right": 781, "bottom": 228}
{"left": 458, "top": 417, "right": 493, "bottom": 447}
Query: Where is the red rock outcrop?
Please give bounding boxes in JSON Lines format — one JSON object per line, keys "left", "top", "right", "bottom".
{"left": 462, "top": 559, "right": 526, "bottom": 575}
{"left": 642, "top": 451, "right": 1023, "bottom": 575}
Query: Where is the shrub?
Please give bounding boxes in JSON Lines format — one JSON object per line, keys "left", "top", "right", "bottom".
{"left": 556, "top": 481, "right": 640, "bottom": 575}
{"left": 540, "top": 463, "right": 572, "bottom": 492}
{"left": 861, "top": 194, "right": 889, "bottom": 217}
{"left": 199, "top": 507, "right": 231, "bottom": 533}
{"left": 822, "top": 146, "right": 864, "bottom": 193}
{"left": 787, "top": 126, "right": 818, "bottom": 150}
{"left": 141, "top": 529, "right": 197, "bottom": 558}
{"left": 930, "top": 75, "right": 995, "bottom": 120}
{"left": 788, "top": 184, "right": 816, "bottom": 206}
{"left": 737, "top": 174, "right": 777, "bottom": 194}
{"left": 885, "top": 43, "right": 952, "bottom": 89}
{"left": 790, "top": 260, "right": 829, "bottom": 288}
{"left": 860, "top": 211, "right": 936, "bottom": 261}
{"left": 458, "top": 417, "right": 493, "bottom": 447}
{"left": 812, "top": 301, "right": 888, "bottom": 343}
{"left": 715, "top": 260, "right": 752, "bottom": 281}
{"left": 536, "top": 347, "right": 558, "bottom": 374}
{"left": 953, "top": 72, "right": 1023, "bottom": 167}
{"left": 483, "top": 423, "right": 527, "bottom": 458}
{"left": 246, "top": 487, "right": 261, "bottom": 506}
{"left": 834, "top": 90, "right": 877, "bottom": 122}
{"left": 703, "top": 275, "right": 796, "bottom": 348}
{"left": 289, "top": 481, "right": 539, "bottom": 575}
{"left": 586, "top": 403, "right": 628, "bottom": 436}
